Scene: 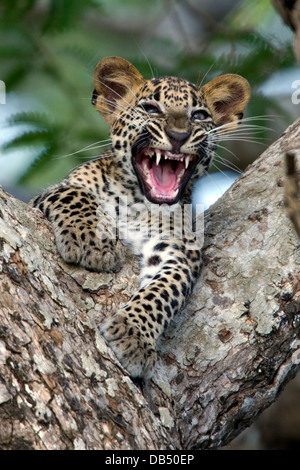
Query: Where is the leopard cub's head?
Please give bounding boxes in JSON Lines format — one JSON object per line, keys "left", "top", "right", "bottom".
{"left": 92, "top": 57, "right": 250, "bottom": 205}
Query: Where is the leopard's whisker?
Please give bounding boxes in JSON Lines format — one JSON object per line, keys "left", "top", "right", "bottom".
{"left": 197, "top": 59, "right": 218, "bottom": 88}
{"left": 213, "top": 156, "right": 243, "bottom": 175}
{"left": 213, "top": 144, "right": 241, "bottom": 164}
{"left": 197, "top": 168, "right": 235, "bottom": 206}
{"left": 53, "top": 140, "right": 112, "bottom": 159}
{"left": 210, "top": 126, "right": 272, "bottom": 139}
{"left": 214, "top": 136, "right": 267, "bottom": 146}
{"left": 207, "top": 116, "right": 274, "bottom": 137}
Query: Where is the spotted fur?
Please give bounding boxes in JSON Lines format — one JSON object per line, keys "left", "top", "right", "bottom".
{"left": 31, "top": 57, "right": 250, "bottom": 378}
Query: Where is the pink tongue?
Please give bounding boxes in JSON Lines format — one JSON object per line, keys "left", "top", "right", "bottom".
{"left": 151, "top": 161, "right": 176, "bottom": 189}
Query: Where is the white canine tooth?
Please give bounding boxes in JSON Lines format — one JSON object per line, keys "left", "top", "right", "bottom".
{"left": 185, "top": 156, "right": 190, "bottom": 169}
{"left": 173, "top": 189, "right": 179, "bottom": 197}
{"left": 156, "top": 151, "right": 161, "bottom": 166}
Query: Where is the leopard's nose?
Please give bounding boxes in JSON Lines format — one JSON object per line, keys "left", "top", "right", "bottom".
{"left": 165, "top": 130, "right": 190, "bottom": 152}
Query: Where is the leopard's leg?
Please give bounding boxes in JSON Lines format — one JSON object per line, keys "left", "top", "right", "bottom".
{"left": 101, "top": 239, "right": 202, "bottom": 378}
{"left": 31, "top": 185, "right": 125, "bottom": 272}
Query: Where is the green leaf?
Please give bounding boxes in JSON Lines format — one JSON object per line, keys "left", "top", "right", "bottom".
{"left": 5, "top": 112, "right": 54, "bottom": 129}
{"left": 1, "top": 129, "right": 54, "bottom": 152}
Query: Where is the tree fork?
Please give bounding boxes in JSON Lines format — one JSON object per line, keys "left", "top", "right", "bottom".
{"left": 0, "top": 119, "right": 300, "bottom": 450}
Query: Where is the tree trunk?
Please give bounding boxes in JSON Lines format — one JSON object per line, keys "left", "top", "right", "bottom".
{"left": 0, "top": 119, "right": 300, "bottom": 450}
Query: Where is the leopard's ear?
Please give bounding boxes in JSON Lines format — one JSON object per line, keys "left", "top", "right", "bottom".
{"left": 202, "top": 74, "right": 251, "bottom": 131}
{"left": 92, "top": 57, "right": 144, "bottom": 124}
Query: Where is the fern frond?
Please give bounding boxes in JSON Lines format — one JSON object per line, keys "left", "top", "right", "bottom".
{"left": 5, "top": 112, "right": 54, "bottom": 129}
{"left": 1, "top": 129, "right": 54, "bottom": 152}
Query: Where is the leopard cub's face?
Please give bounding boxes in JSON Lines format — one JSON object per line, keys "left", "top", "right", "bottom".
{"left": 92, "top": 57, "right": 251, "bottom": 205}
{"left": 129, "top": 77, "right": 216, "bottom": 205}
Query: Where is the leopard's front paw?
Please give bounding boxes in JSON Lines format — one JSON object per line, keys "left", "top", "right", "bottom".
{"left": 80, "top": 237, "right": 125, "bottom": 273}
{"left": 100, "top": 313, "right": 156, "bottom": 378}
{"left": 55, "top": 227, "right": 125, "bottom": 273}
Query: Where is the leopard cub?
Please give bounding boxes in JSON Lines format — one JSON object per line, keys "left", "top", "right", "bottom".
{"left": 31, "top": 57, "right": 250, "bottom": 378}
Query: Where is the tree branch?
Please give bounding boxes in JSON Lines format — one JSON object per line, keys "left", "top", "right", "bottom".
{"left": 0, "top": 119, "right": 300, "bottom": 450}
{"left": 285, "top": 150, "right": 300, "bottom": 237}
{"left": 272, "top": 0, "right": 300, "bottom": 62}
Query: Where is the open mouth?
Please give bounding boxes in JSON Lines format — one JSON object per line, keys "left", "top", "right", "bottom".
{"left": 132, "top": 147, "right": 198, "bottom": 204}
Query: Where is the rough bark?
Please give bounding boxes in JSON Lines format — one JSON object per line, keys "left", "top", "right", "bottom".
{"left": 0, "top": 119, "right": 300, "bottom": 450}
{"left": 272, "top": 0, "right": 300, "bottom": 63}
{"left": 285, "top": 150, "right": 300, "bottom": 237}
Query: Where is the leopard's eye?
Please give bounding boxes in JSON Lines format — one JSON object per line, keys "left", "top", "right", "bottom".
{"left": 141, "top": 102, "right": 162, "bottom": 114}
{"left": 191, "top": 109, "right": 210, "bottom": 121}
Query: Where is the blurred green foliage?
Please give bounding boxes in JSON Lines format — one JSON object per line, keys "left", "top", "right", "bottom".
{"left": 0, "top": 0, "right": 297, "bottom": 191}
